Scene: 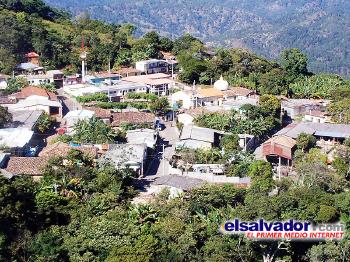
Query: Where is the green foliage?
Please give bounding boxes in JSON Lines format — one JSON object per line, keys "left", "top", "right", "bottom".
{"left": 39, "top": 83, "right": 56, "bottom": 92}
{"left": 281, "top": 48, "right": 308, "bottom": 79}
{"left": 4, "top": 77, "right": 27, "bottom": 94}
{"left": 149, "top": 97, "right": 169, "bottom": 115}
{"left": 220, "top": 134, "right": 239, "bottom": 154}
{"left": 96, "top": 101, "right": 128, "bottom": 110}
{"left": 72, "top": 116, "right": 117, "bottom": 144}
{"left": 120, "top": 122, "right": 152, "bottom": 131}
{"left": 328, "top": 98, "right": 350, "bottom": 124}
{"left": 290, "top": 74, "right": 348, "bottom": 99}
{"left": 296, "top": 133, "right": 316, "bottom": 152}
{"left": 126, "top": 92, "right": 157, "bottom": 101}
{"left": 247, "top": 161, "right": 274, "bottom": 193}
{"left": 76, "top": 93, "right": 109, "bottom": 103}
{"left": 36, "top": 112, "right": 53, "bottom": 133}
{"left": 0, "top": 106, "right": 12, "bottom": 128}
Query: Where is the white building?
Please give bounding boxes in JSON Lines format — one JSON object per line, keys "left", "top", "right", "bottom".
{"left": 64, "top": 81, "right": 148, "bottom": 100}
{"left": 63, "top": 110, "right": 95, "bottom": 132}
{"left": 135, "top": 59, "right": 169, "bottom": 74}
{"left": 25, "top": 70, "right": 64, "bottom": 88}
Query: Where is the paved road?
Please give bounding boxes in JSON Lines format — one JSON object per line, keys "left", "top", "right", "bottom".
{"left": 132, "top": 122, "right": 180, "bottom": 204}
{"left": 57, "top": 88, "right": 81, "bottom": 116}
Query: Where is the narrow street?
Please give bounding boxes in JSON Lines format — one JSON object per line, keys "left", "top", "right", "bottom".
{"left": 132, "top": 121, "right": 180, "bottom": 204}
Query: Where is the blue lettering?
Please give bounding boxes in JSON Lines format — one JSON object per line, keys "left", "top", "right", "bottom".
{"left": 249, "top": 222, "right": 259, "bottom": 231}
{"left": 293, "top": 222, "right": 303, "bottom": 231}
{"left": 273, "top": 222, "right": 283, "bottom": 231}
{"left": 240, "top": 222, "right": 248, "bottom": 231}
{"left": 284, "top": 220, "right": 294, "bottom": 231}
{"left": 225, "top": 222, "right": 235, "bottom": 231}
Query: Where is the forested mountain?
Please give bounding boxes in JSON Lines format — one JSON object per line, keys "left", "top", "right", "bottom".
{"left": 43, "top": 0, "right": 350, "bottom": 78}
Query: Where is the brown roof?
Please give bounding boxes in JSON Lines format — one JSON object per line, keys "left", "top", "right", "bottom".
{"left": 83, "top": 106, "right": 111, "bottom": 119}
{"left": 197, "top": 88, "right": 223, "bottom": 98}
{"left": 111, "top": 112, "right": 155, "bottom": 127}
{"left": 306, "top": 110, "right": 328, "bottom": 117}
{"left": 5, "top": 157, "right": 49, "bottom": 176}
{"left": 115, "top": 67, "right": 141, "bottom": 74}
{"left": 0, "top": 97, "right": 16, "bottom": 104}
{"left": 25, "top": 52, "right": 39, "bottom": 58}
{"left": 12, "top": 86, "right": 58, "bottom": 101}
{"left": 39, "top": 142, "right": 98, "bottom": 159}
{"left": 223, "top": 87, "right": 255, "bottom": 97}
{"left": 264, "top": 135, "right": 297, "bottom": 149}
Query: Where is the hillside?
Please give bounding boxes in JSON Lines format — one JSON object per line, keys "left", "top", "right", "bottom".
{"left": 43, "top": 0, "right": 350, "bottom": 77}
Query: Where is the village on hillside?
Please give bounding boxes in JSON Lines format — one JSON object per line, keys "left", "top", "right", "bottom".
{"left": 0, "top": 49, "right": 349, "bottom": 204}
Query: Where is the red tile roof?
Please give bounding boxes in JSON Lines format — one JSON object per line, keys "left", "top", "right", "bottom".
{"left": 5, "top": 157, "right": 49, "bottom": 176}
{"left": 12, "top": 86, "right": 58, "bottom": 101}
{"left": 25, "top": 52, "right": 39, "bottom": 58}
{"left": 223, "top": 87, "right": 255, "bottom": 97}
{"left": 83, "top": 106, "right": 111, "bottom": 119}
{"left": 111, "top": 112, "right": 155, "bottom": 127}
{"left": 39, "top": 142, "right": 98, "bottom": 159}
{"left": 115, "top": 67, "right": 141, "bottom": 74}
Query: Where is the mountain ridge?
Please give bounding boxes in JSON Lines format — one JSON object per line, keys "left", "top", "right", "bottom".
{"left": 44, "top": 0, "right": 350, "bottom": 77}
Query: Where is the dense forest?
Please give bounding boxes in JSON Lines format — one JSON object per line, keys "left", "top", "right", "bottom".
{"left": 43, "top": 0, "right": 350, "bottom": 78}
{"left": 1, "top": 1, "right": 350, "bottom": 261}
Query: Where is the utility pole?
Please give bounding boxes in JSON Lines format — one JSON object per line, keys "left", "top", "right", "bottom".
{"left": 162, "top": 143, "right": 166, "bottom": 176}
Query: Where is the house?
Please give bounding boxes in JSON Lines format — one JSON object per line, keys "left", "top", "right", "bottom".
{"left": 222, "top": 98, "right": 259, "bottom": 112}
{"left": 87, "top": 72, "right": 121, "bottom": 85}
{"left": 3, "top": 156, "right": 49, "bottom": 181}
{"left": 275, "top": 122, "right": 350, "bottom": 142}
{"left": 281, "top": 99, "right": 329, "bottom": 119}
{"left": 82, "top": 106, "right": 112, "bottom": 124}
{"left": 135, "top": 59, "right": 169, "bottom": 74}
{"left": 177, "top": 124, "right": 224, "bottom": 149}
{"left": 0, "top": 74, "right": 9, "bottom": 89}
{"left": 63, "top": 110, "right": 95, "bottom": 132}
{"left": 262, "top": 135, "right": 297, "bottom": 164}
{"left": 15, "top": 62, "right": 44, "bottom": 75}
{"left": 111, "top": 112, "right": 155, "bottom": 128}
{"left": 123, "top": 73, "right": 174, "bottom": 96}
{"left": 223, "top": 87, "right": 257, "bottom": 100}
{"left": 154, "top": 175, "right": 205, "bottom": 191}
{"left": 0, "top": 128, "right": 34, "bottom": 155}
{"left": 102, "top": 143, "right": 148, "bottom": 175}
{"left": 303, "top": 110, "right": 330, "bottom": 124}
{"left": 196, "top": 88, "right": 224, "bottom": 106}
{"left": 39, "top": 142, "right": 98, "bottom": 159}
{"left": 10, "top": 110, "right": 43, "bottom": 130}
{"left": 115, "top": 67, "right": 142, "bottom": 78}
{"left": 25, "top": 70, "right": 64, "bottom": 88}
{"left": 8, "top": 86, "right": 62, "bottom": 117}
{"left": 64, "top": 81, "right": 148, "bottom": 100}
{"left": 171, "top": 90, "right": 194, "bottom": 109}
{"left": 25, "top": 52, "right": 40, "bottom": 65}
{"left": 126, "top": 129, "right": 158, "bottom": 148}
{"left": 192, "top": 164, "right": 225, "bottom": 175}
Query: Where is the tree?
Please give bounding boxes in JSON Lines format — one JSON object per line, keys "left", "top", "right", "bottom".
{"left": 0, "top": 106, "right": 12, "bottom": 128}
{"left": 220, "top": 134, "right": 239, "bottom": 154}
{"left": 149, "top": 97, "right": 169, "bottom": 115}
{"left": 247, "top": 161, "right": 274, "bottom": 193}
{"left": 36, "top": 113, "right": 53, "bottom": 133}
{"left": 328, "top": 98, "right": 350, "bottom": 124}
{"left": 72, "top": 117, "right": 117, "bottom": 144}
{"left": 258, "top": 68, "right": 288, "bottom": 95}
{"left": 280, "top": 48, "right": 308, "bottom": 79}
{"left": 296, "top": 133, "right": 316, "bottom": 152}
{"left": 259, "top": 95, "right": 281, "bottom": 117}
{"left": 4, "top": 77, "right": 27, "bottom": 94}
